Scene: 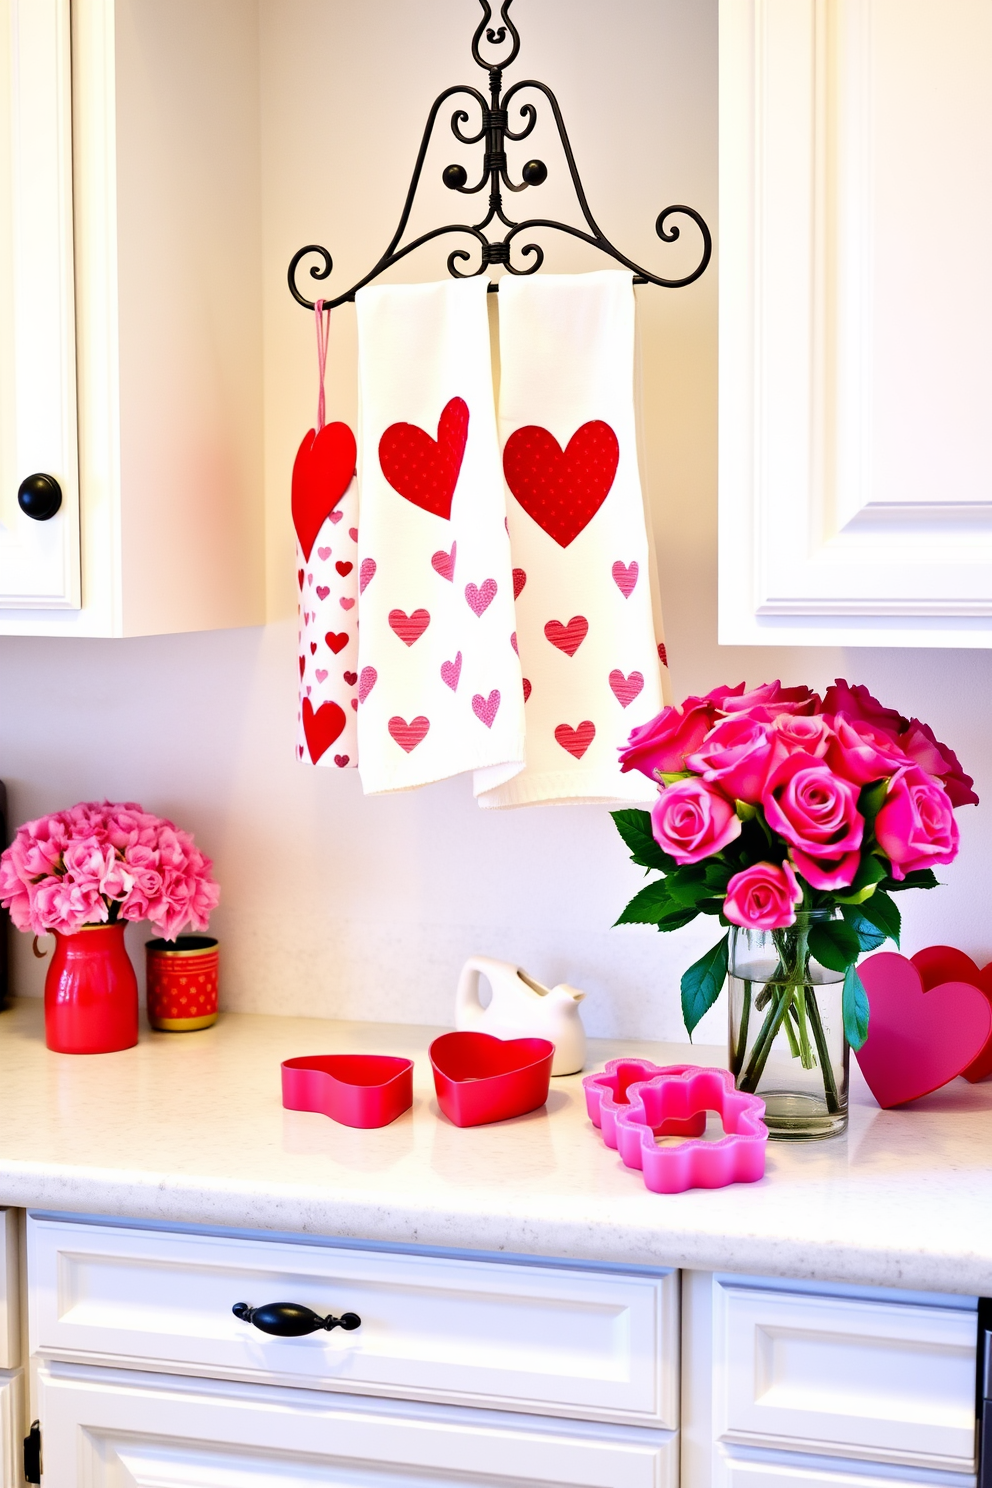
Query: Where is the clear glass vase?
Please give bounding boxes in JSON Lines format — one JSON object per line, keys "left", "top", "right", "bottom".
{"left": 728, "top": 910, "right": 848, "bottom": 1140}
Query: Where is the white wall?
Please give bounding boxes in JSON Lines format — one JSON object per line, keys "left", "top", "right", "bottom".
{"left": 1, "top": 0, "right": 990, "bottom": 1044}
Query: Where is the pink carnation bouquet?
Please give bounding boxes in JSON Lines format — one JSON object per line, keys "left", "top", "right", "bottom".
{"left": 0, "top": 800, "right": 220, "bottom": 942}
{"left": 613, "top": 681, "right": 977, "bottom": 1092}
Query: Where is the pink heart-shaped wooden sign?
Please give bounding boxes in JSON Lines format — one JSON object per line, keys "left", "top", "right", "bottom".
{"left": 856, "top": 950, "right": 992, "bottom": 1108}
{"left": 911, "top": 945, "right": 992, "bottom": 1082}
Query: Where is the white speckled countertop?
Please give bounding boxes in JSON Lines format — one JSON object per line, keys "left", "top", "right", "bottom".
{"left": 0, "top": 998, "right": 989, "bottom": 1294}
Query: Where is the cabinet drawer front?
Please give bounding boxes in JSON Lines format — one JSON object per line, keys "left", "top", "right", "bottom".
{"left": 715, "top": 1281, "right": 977, "bottom": 1470}
{"left": 38, "top": 1361, "right": 677, "bottom": 1488}
{"left": 28, "top": 1217, "right": 678, "bottom": 1425}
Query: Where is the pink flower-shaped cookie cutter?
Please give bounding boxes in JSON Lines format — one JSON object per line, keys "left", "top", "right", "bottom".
{"left": 583, "top": 1061, "right": 767, "bottom": 1194}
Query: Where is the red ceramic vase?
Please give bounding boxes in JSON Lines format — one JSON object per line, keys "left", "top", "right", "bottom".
{"left": 44, "top": 922, "right": 139, "bottom": 1054}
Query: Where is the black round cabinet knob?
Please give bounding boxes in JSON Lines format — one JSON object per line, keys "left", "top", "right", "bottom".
{"left": 442, "top": 163, "right": 468, "bottom": 190}
{"left": 521, "top": 159, "right": 548, "bottom": 186}
{"left": 17, "top": 474, "right": 62, "bottom": 521}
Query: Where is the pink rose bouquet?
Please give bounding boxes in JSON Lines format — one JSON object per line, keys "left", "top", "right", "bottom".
{"left": 613, "top": 680, "right": 977, "bottom": 1084}
{"left": 0, "top": 800, "right": 220, "bottom": 941}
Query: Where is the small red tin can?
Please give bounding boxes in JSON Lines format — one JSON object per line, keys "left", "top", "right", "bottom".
{"left": 145, "top": 935, "right": 219, "bottom": 1031}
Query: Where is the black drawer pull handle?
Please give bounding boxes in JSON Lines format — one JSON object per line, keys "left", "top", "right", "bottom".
{"left": 233, "top": 1301, "right": 361, "bottom": 1337}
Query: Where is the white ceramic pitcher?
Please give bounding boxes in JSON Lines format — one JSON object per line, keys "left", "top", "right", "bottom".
{"left": 455, "top": 956, "right": 587, "bottom": 1076}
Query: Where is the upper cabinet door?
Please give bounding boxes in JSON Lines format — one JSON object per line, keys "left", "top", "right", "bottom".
{"left": 0, "top": 0, "right": 79, "bottom": 610}
{"left": 719, "top": 0, "right": 992, "bottom": 647}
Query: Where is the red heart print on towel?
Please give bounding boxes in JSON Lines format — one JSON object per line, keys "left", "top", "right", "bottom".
{"left": 360, "top": 558, "right": 376, "bottom": 593}
{"left": 512, "top": 567, "right": 526, "bottom": 599}
{"left": 329, "top": 510, "right": 343, "bottom": 525}
{"left": 522, "top": 678, "right": 532, "bottom": 702}
{"left": 609, "top": 669, "right": 644, "bottom": 707}
{"left": 291, "top": 421, "right": 357, "bottom": 561}
{"left": 503, "top": 421, "right": 619, "bottom": 548}
{"left": 343, "top": 670, "right": 358, "bottom": 686}
{"left": 472, "top": 690, "right": 501, "bottom": 728}
{"left": 297, "top": 744, "right": 304, "bottom": 759}
{"left": 378, "top": 397, "right": 469, "bottom": 520}
{"left": 325, "top": 631, "right": 349, "bottom": 655}
{"left": 310, "top": 642, "right": 317, "bottom": 656}
{"left": 351, "top": 699, "right": 358, "bottom": 711}
{"left": 298, "top": 656, "right": 305, "bottom": 680}
{"left": 440, "top": 652, "right": 462, "bottom": 691}
{"left": 315, "top": 668, "right": 328, "bottom": 683}
{"left": 317, "top": 546, "right": 331, "bottom": 562}
{"left": 316, "top": 585, "right": 330, "bottom": 601}
{"left": 340, "top": 597, "right": 355, "bottom": 611}
{"left": 302, "top": 698, "right": 346, "bottom": 763}
{"left": 358, "top": 666, "right": 377, "bottom": 703}
{"left": 465, "top": 578, "right": 497, "bottom": 616}
{"left": 555, "top": 720, "right": 596, "bottom": 759}
{"left": 544, "top": 616, "right": 589, "bottom": 657}
{"left": 612, "top": 560, "right": 638, "bottom": 597}
{"left": 297, "top": 568, "right": 304, "bottom": 589}
{"left": 334, "top": 754, "right": 349, "bottom": 768}
{"left": 856, "top": 952, "right": 992, "bottom": 1107}
{"left": 388, "top": 715, "right": 430, "bottom": 753}
{"left": 389, "top": 608, "right": 430, "bottom": 645}
{"left": 349, "top": 526, "right": 358, "bottom": 541}
{"left": 432, "top": 542, "right": 457, "bottom": 581}
{"left": 336, "top": 560, "right": 353, "bottom": 577}
{"left": 658, "top": 642, "right": 668, "bottom": 667}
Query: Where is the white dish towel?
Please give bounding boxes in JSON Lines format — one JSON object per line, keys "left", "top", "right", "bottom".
{"left": 355, "top": 278, "right": 525, "bottom": 794}
{"left": 476, "top": 269, "right": 668, "bottom": 808}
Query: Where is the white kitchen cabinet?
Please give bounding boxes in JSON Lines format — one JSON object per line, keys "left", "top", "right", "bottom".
{"left": 36, "top": 1360, "right": 677, "bottom": 1488}
{"left": 0, "top": 0, "right": 264, "bottom": 636}
{"left": 719, "top": 0, "right": 992, "bottom": 647}
{"left": 681, "top": 1272, "right": 979, "bottom": 1488}
{"left": 26, "top": 1216, "right": 680, "bottom": 1427}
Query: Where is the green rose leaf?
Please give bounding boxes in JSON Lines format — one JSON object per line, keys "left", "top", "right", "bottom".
{"left": 843, "top": 963, "right": 870, "bottom": 1050}
{"left": 840, "top": 905, "right": 886, "bottom": 953}
{"left": 882, "top": 868, "right": 940, "bottom": 892}
{"left": 808, "top": 918, "right": 862, "bottom": 972}
{"left": 681, "top": 933, "right": 729, "bottom": 1039}
{"left": 850, "top": 889, "right": 901, "bottom": 946}
{"left": 614, "top": 879, "right": 682, "bottom": 927}
{"left": 857, "top": 778, "right": 889, "bottom": 837}
{"left": 611, "top": 809, "right": 677, "bottom": 873}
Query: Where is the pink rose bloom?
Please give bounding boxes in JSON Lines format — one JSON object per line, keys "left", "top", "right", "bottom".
{"left": 899, "top": 719, "right": 979, "bottom": 808}
{"left": 619, "top": 687, "right": 743, "bottom": 780}
{"left": 772, "top": 714, "right": 833, "bottom": 759}
{"left": 763, "top": 754, "right": 864, "bottom": 890}
{"left": 826, "top": 715, "right": 910, "bottom": 786}
{"left": 724, "top": 861, "right": 802, "bottom": 931}
{"left": 650, "top": 778, "right": 741, "bottom": 865}
{"left": 686, "top": 716, "right": 779, "bottom": 803}
{"left": 875, "top": 765, "right": 960, "bottom": 880}
{"left": 819, "top": 680, "right": 906, "bottom": 737}
{"left": 719, "top": 680, "right": 818, "bottom": 723}
{"left": 62, "top": 837, "right": 114, "bottom": 893}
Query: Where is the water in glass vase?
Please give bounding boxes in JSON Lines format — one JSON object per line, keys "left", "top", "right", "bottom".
{"left": 728, "top": 911, "right": 848, "bottom": 1140}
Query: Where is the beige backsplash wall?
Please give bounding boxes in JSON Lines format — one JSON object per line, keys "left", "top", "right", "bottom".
{"left": 1, "top": 0, "right": 990, "bottom": 1042}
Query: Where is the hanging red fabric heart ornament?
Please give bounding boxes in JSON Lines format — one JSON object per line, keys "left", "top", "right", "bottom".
{"left": 378, "top": 397, "right": 469, "bottom": 520}
{"left": 292, "top": 422, "right": 357, "bottom": 561}
{"left": 503, "top": 421, "right": 619, "bottom": 547}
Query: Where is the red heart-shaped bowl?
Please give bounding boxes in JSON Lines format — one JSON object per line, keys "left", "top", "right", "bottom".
{"left": 429, "top": 1032, "right": 554, "bottom": 1128}
{"left": 281, "top": 1054, "right": 413, "bottom": 1129}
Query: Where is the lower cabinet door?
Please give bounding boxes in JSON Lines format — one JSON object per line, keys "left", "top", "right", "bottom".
{"left": 0, "top": 1372, "right": 22, "bottom": 1488}
{"left": 36, "top": 1360, "right": 677, "bottom": 1487}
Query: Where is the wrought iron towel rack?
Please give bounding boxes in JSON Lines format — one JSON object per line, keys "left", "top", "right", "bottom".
{"left": 287, "top": 0, "right": 711, "bottom": 310}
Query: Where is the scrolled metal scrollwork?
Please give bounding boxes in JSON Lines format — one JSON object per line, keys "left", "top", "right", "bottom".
{"left": 287, "top": 0, "right": 711, "bottom": 312}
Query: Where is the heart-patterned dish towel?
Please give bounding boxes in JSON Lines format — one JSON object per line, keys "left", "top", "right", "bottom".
{"left": 355, "top": 278, "right": 525, "bottom": 793}
{"left": 293, "top": 303, "right": 360, "bottom": 769}
{"left": 476, "top": 270, "right": 667, "bottom": 807}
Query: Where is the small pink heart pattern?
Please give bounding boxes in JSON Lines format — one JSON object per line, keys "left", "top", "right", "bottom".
{"left": 296, "top": 472, "right": 360, "bottom": 770}
{"left": 353, "top": 301, "right": 527, "bottom": 794}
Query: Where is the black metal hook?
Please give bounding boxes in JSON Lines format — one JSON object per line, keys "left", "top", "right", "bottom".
{"left": 287, "top": 0, "right": 711, "bottom": 310}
